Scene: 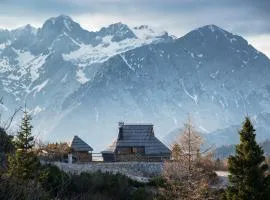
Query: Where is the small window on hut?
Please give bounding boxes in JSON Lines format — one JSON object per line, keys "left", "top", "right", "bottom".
{"left": 132, "top": 147, "right": 137, "bottom": 153}
{"left": 132, "top": 147, "right": 145, "bottom": 154}
{"left": 118, "top": 147, "right": 131, "bottom": 154}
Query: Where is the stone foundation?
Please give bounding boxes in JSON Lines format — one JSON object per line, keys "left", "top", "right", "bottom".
{"left": 50, "top": 161, "right": 164, "bottom": 182}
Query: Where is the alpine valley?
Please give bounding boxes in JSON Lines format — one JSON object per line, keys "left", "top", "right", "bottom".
{"left": 1, "top": 15, "right": 270, "bottom": 150}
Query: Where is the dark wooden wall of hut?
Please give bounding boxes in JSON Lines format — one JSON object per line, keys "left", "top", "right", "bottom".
{"left": 74, "top": 152, "right": 92, "bottom": 162}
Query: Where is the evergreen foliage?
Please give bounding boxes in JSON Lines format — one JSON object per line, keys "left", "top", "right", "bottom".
{"left": 7, "top": 110, "right": 41, "bottom": 180}
{"left": 0, "top": 127, "right": 14, "bottom": 172}
{"left": 0, "top": 127, "right": 14, "bottom": 153}
{"left": 39, "top": 167, "right": 153, "bottom": 200}
{"left": 39, "top": 164, "right": 69, "bottom": 197}
{"left": 65, "top": 171, "right": 146, "bottom": 200}
{"left": 0, "top": 175, "right": 48, "bottom": 200}
{"left": 8, "top": 150, "right": 41, "bottom": 180}
{"left": 225, "top": 117, "right": 270, "bottom": 200}
{"left": 14, "top": 110, "right": 34, "bottom": 151}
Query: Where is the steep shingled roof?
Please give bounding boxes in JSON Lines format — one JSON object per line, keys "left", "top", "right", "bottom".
{"left": 71, "top": 135, "right": 93, "bottom": 152}
{"left": 104, "top": 123, "right": 171, "bottom": 155}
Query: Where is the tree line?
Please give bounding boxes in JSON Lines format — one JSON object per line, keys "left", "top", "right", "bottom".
{"left": 0, "top": 109, "right": 154, "bottom": 199}
{"left": 0, "top": 105, "right": 270, "bottom": 199}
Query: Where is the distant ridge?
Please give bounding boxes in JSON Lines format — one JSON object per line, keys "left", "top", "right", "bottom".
{"left": 0, "top": 15, "right": 270, "bottom": 151}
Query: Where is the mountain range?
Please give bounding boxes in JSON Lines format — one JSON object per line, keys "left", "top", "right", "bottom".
{"left": 1, "top": 15, "right": 270, "bottom": 151}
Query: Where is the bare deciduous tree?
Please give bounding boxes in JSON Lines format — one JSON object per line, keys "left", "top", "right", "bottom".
{"left": 162, "top": 117, "right": 217, "bottom": 200}
{"left": 0, "top": 96, "right": 22, "bottom": 131}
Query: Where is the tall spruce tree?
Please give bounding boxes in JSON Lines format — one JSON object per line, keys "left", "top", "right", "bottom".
{"left": 225, "top": 117, "right": 270, "bottom": 200}
{"left": 14, "top": 110, "right": 34, "bottom": 151}
{"left": 8, "top": 109, "right": 40, "bottom": 180}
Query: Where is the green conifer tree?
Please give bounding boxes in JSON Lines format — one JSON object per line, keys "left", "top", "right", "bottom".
{"left": 8, "top": 110, "right": 40, "bottom": 180}
{"left": 14, "top": 110, "right": 34, "bottom": 151}
{"left": 225, "top": 117, "right": 270, "bottom": 200}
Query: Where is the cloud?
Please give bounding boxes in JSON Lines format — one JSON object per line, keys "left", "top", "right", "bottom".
{"left": 0, "top": 0, "right": 269, "bottom": 36}
{"left": 0, "top": 0, "right": 269, "bottom": 57}
{"left": 246, "top": 34, "right": 270, "bottom": 58}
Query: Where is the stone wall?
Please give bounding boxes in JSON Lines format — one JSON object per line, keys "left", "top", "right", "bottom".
{"left": 50, "top": 161, "right": 164, "bottom": 182}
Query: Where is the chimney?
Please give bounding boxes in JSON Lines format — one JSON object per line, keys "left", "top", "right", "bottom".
{"left": 118, "top": 121, "right": 124, "bottom": 127}
{"left": 118, "top": 122, "right": 124, "bottom": 140}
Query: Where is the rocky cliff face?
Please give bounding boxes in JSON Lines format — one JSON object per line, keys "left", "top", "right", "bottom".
{"left": 1, "top": 16, "right": 270, "bottom": 150}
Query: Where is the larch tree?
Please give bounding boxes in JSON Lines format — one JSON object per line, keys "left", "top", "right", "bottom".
{"left": 225, "top": 117, "right": 270, "bottom": 200}
{"left": 162, "top": 117, "right": 216, "bottom": 200}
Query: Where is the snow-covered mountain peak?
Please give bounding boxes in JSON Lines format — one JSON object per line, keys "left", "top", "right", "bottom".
{"left": 41, "top": 15, "right": 82, "bottom": 33}
{"left": 12, "top": 24, "right": 38, "bottom": 36}
{"left": 0, "top": 28, "right": 9, "bottom": 32}
{"left": 105, "top": 22, "right": 129, "bottom": 30}
{"left": 187, "top": 24, "right": 231, "bottom": 38}
{"left": 32, "top": 15, "right": 93, "bottom": 54}
{"left": 201, "top": 24, "right": 227, "bottom": 32}
{"left": 46, "top": 15, "right": 73, "bottom": 26}
{"left": 98, "top": 22, "right": 137, "bottom": 42}
{"left": 186, "top": 24, "right": 227, "bottom": 36}
{"left": 62, "top": 21, "right": 174, "bottom": 68}
{"left": 189, "top": 24, "right": 247, "bottom": 46}
{"left": 132, "top": 25, "right": 170, "bottom": 40}
{"left": 3, "top": 19, "right": 269, "bottom": 148}
{"left": 177, "top": 24, "right": 258, "bottom": 60}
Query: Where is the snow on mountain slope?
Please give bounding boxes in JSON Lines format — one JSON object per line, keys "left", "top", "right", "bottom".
{"left": 56, "top": 25, "right": 270, "bottom": 150}
{"left": 62, "top": 22, "right": 174, "bottom": 83}
{"left": 0, "top": 15, "right": 172, "bottom": 92}
{"left": 132, "top": 25, "right": 174, "bottom": 41}
{"left": 63, "top": 35, "right": 164, "bottom": 66}
{"left": 0, "top": 15, "right": 174, "bottom": 142}
{"left": 1, "top": 17, "right": 270, "bottom": 151}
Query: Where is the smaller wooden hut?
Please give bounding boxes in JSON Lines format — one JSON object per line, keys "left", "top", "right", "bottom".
{"left": 71, "top": 135, "right": 93, "bottom": 163}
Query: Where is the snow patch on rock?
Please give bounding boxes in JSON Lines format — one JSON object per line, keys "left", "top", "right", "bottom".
{"left": 31, "top": 79, "right": 49, "bottom": 95}
{"left": 76, "top": 68, "right": 89, "bottom": 84}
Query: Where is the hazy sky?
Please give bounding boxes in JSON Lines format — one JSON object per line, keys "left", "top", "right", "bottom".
{"left": 0, "top": 0, "right": 269, "bottom": 57}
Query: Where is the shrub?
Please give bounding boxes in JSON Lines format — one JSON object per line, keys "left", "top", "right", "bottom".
{"left": 39, "top": 164, "right": 69, "bottom": 197}
{"left": 132, "top": 187, "right": 153, "bottom": 200}
{"left": 0, "top": 175, "right": 49, "bottom": 200}
{"left": 149, "top": 176, "right": 166, "bottom": 187}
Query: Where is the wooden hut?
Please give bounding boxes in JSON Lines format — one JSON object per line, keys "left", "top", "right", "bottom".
{"left": 71, "top": 135, "right": 93, "bottom": 163}
{"left": 102, "top": 122, "right": 171, "bottom": 162}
